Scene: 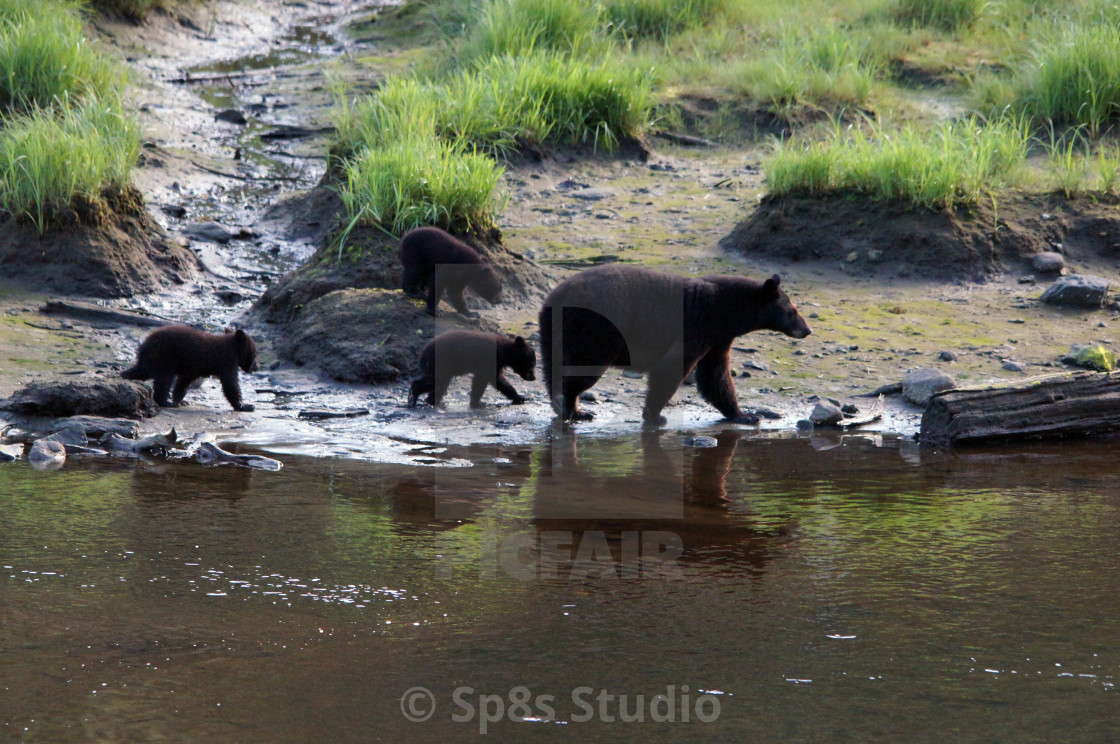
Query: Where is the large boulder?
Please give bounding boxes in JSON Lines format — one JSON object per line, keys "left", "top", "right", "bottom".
{"left": 1041, "top": 274, "right": 1110, "bottom": 307}
{"left": 277, "top": 289, "right": 498, "bottom": 384}
{"left": 2, "top": 376, "right": 158, "bottom": 418}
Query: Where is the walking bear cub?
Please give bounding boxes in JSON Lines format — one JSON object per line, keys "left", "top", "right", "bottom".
{"left": 399, "top": 226, "right": 503, "bottom": 317}
{"left": 408, "top": 330, "right": 536, "bottom": 409}
{"left": 539, "top": 265, "right": 811, "bottom": 425}
{"left": 122, "top": 325, "right": 260, "bottom": 412}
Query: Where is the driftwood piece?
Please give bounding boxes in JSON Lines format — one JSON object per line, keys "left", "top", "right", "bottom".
{"left": 101, "top": 429, "right": 179, "bottom": 457}
{"left": 920, "top": 371, "right": 1120, "bottom": 446}
{"left": 298, "top": 408, "right": 369, "bottom": 420}
{"left": 168, "top": 432, "right": 283, "bottom": 471}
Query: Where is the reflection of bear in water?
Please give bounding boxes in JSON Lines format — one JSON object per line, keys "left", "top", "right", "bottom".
{"left": 122, "top": 325, "right": 259, "bottom": 411}
{"left": 399, "top": 226, "right": 503, "bottom": 317}
{"left": 408, "top": 330, "right": 536, "bottom": 409}
{"left": 539, "top": 265, "right": 811, "bottom": 425}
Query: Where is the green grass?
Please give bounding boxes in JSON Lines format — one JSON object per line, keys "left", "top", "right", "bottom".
{"left": 0, "top": 5, "right": 122, "bottom": 114}
{"left": 893, "top": 0, "right": 986, "bottom": 31}
{"left": 0, "top": 94, "right": 140, "bottom": 233}
{"left": 732, "top": 22, "right": 886, "bottom": 115}
{"left": 765, "top": 115, "right": 1031, "bottom": 208}
{"left": 339, "top": 132, "right": 506, "bottom": 236}
{"left": 601, "top": 0, "right": 726, "bottom": 40}
{"left": 0, "top": 0, "right": 138, "bottom": 232}
{"left": 454, "top": 0, "right": 602, "bottom": 64}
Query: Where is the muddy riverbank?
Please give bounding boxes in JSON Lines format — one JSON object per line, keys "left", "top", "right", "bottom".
{"left": 1, "top": 0, "right": 1118, "bottom": 463}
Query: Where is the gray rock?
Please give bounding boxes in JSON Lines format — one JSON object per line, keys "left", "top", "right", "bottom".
{"left": 1041, "top": 274, "right": 1111, "bottom": 307}
{"left": 0, "top": 442, "right": 23, "bottom": 462}
{"left": 1031, "top": 251, "right": 1065, "bottom": 273}
{"left": 184, "top": 220, "right": 234, "bottom": 244}
{"left": 809, "top": 400, "right": 844, "bottom": 426}
{"left": 578, "top": 392, "right": 597, "bottom": 402}
{"left": 29, "top": 439, "right": 66, "bottom": 470}
{"left": 683, "top": 435, "right": 718, "bottom": 448}
{"left": 3, "top": 377, "right": 158, "bottom": 419}
{"left": 902, "top": 368, "right": 956, "bottom": 407}
{"left": 938, "top": 350, "right": 958, "bottom": 362}
{"left": 1002, "top": 360, "right": 1027, "bottom": 372}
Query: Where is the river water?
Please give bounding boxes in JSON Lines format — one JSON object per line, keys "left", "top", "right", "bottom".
{"left": 2, "top": 431, "right": 1118, "bottom": 742}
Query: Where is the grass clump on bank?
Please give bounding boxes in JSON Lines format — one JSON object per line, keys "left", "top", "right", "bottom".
{"left": 0, "top": 3, "right": 120, "bottom": 113}
{"left": 766, "top": 116, "right": 1031, "bottom": 209}
{"left": 333, "top": 0, "right": 655, "bottom": 237}
{"left": 0, "top": 95, "right": 139, "bottom": 233}
{"left": 0, "top": 0, "right": 137, "bottom": 232}
{"left": 893, "top": 0, "right": 985, "bottom": 31}
{"left": 339, "top": 134, "right": 505, "bottom": 236}
{"left": 977, "top": 16, "right": 1120, "bottom": 138}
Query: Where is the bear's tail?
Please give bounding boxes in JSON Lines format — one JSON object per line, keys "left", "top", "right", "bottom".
{"left": 121, "top": 364, "right": 147, "bottom": 380}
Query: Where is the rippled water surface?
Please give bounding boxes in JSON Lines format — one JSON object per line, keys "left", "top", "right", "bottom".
{"left": 2, "top": 431, "right": 1119, "bottom": 742}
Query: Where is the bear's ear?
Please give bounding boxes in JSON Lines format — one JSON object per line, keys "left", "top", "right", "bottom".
{"left": 762, "top": 274, "right": 781, "bottom": 298}
{"left": 234, "top": 328, "right": 248, "bottom": 341}
{"left": 513, "top": 335, "right": 526, "bottom": 346}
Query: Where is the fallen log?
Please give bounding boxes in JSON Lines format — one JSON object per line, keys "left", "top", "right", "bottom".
{"left": 919, "top": 371, "right": 1120, "bottom": 447}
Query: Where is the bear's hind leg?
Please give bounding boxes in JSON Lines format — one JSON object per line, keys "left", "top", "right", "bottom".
{"left": 153, "top": 375, "right": 175, "bottom": 407}
{"left": 468, "top": 373, "right": 491, "bottom": 408}
{"left": 172, "top": 376, "right": 198, "bottom": 406}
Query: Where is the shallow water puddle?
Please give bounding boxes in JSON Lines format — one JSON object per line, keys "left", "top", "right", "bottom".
{"left": 2, "top": 432, "right": 1119, "bottom": 742}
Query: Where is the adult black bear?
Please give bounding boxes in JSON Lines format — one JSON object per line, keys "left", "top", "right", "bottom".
{"left": 399, "top": 226, "right": 503, "bottom": 317}
{"left": 538, "top": 265, "right": 811, "bottom": 425}
{"left": 122, "top": 325, "right": 259, "bottom": 412}
{"left": 408, "top": 330, "right": 536, "bottom": 409}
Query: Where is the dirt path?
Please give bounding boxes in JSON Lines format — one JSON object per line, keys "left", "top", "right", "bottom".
{"left": 4, "top": 0, "right": 1118, "bottom": 462}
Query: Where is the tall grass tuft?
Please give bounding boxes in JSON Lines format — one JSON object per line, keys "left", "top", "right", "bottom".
{"left": 601, "top": 0, "right": 725, "bottom": 40}
{"left": 735, "top": 23, "right": 884, "bottom": 116}
{"left": 766, "top": 116, "right": 1031, "bottom": 209}
{"left": 893, "top": 0, "right": 986, "bottom": 31}
{"left": 455, "top": 0, "right": 601, "bottom": 64}
{"left": 1016, "top": 22, "right": 1120, "bottom": 137}
{"left": 339, "top": 133, "right": 506, "bottom": 237}
{"left": 0, "top": 94, "right": 140, "bottom": 233}
{"left": 0, "top": 8, "right": 122, "bottom": 113}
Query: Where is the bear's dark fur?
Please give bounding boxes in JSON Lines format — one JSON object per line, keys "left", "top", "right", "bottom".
{"left": 121, "top": 325, "right": 259, "bottom": 412}
{"left": 399, "top": 226, "right": 503, "bottom": 317}
{"left": 408, "top": 330, "right": 536, "bottom": 409}
{"left": 538, "top": 265, "right": 811, "bottom": 425}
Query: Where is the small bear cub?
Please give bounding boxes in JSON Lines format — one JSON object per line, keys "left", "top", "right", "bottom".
{"left": 122, "top": 325, "right": 259, "bottom": 412}
{"left": 408, "top": 330, "right": 535, "bottom": 409}
{"left": 399, "top": 226, "right": 503, "bottom": 317}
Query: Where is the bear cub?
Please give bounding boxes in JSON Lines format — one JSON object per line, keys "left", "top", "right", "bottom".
{"left": 539, "top": 264, "right": 811, "bottom": 425}
{"left": 409, "top": 330, "right": 536, "bottom": 409}
{"left": 399, "top": 226, "right": 503, "bottom": 317}
{"left": 122, "top": 325, "right": 260, "bottom": 412}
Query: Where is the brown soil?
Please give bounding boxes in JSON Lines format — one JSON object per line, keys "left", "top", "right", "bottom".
{"left": 0, "top": 187, "right": 199, "bottom": 298}
{"left": 720, "top": 191, "right": 1120, "bottom": 280}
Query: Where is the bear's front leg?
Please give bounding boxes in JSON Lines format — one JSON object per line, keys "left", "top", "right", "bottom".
{"left": 219, "top": 371, "right": 254, "bottom": 412}
{"left": 493, "top": 372, "right": 526, "bottom": 404}
{"left": 694, "top": 344, "right": 760, "bottom": 423}
{"left": 447, "top": 285, "right": 478, "bottom": 318}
